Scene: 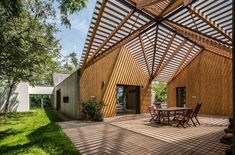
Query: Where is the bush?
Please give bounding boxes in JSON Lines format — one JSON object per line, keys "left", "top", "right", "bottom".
{"left": 81, "top": 100, "right": 105, "bottom": 120}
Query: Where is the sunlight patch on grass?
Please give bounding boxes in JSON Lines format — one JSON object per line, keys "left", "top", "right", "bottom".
{"left": 0, "top": 110, "right": 80, "bottom": 155}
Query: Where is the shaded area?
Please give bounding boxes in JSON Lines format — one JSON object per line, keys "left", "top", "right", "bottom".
{"left": 0, "top": 110, "right": 80, "bottom": 155}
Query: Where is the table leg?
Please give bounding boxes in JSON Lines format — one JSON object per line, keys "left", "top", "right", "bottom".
{"left": 168, "top": 111, "right": 170, "bottom": 125}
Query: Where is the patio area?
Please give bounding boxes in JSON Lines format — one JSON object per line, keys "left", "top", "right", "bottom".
{"left": 60, "top": 114, "right": 229, "bottom": 155}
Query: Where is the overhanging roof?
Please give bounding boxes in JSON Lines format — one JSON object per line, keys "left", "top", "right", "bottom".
{"left": 80, "top": 0, "right": 232, "bottom": 82}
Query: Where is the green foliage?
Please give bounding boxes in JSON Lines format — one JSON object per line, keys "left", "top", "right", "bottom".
{"left": 152, "top": 82, "right": 167, "bottom": 102}
{"left": 0, "top": 0, "right": 87, "bottom": 116}
{"left": 81, "top": 100, "right": 105, "bottom": 120}
{"left": 0, "top": 0, "right": 87, "bottom": 27}
{"left": 58, "top": 52, "right": 79, "bottom": 74}
{"left": 0, "top": 110, "right": 80, "bottom": 154}
{"left": 30, "top": 95, "right": 52, "bottom": 109}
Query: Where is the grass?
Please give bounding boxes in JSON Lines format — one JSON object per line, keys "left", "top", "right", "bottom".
{"left": 0, "top": 110, "right": 80, "bottom": 155}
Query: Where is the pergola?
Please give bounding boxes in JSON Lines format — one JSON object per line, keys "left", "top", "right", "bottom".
{"left": 80, "top": 0, "right": 232, "bottom": 82}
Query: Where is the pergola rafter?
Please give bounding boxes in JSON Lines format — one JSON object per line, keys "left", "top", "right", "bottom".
{"left": 153, "top": 39, "right": 187, "bottom": 79}
{"left": 169, "top": 43, "right": 196, "bottom": 81}
{"left": 151, "top": 24, "right": 159, "bottom": 77}
{"left": 139, "top": 35, "right": 151, "bottom": 77}
{"left": 153, "top": 32, "right": 176, "bottom": 79}
{"left": 186, "top": 7, "right": 232, "bottom": 43}
{"left": 165, "top": 19, "right": 232, "bottom": 47}
{"left": 86, "top": 9, "right": 136, "bottom": 65}
{"left": 168, "top": 47, "right": 204, "bottom": 83}
{"left": 81, "top": 0, "right": 108, "bottom": 72}
{"left": 164, "top": 21, "right": 232, "bottom": 58}
{"left": 80, "top": 0, "right": 232, "bottom": 82}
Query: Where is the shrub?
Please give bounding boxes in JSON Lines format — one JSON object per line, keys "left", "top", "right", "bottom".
{"left": 81, "top": 100, "right": 105, "bottom": 120}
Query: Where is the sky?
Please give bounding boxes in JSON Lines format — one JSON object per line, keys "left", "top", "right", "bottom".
{"left": 55, "top": 1, "right": 96, "bottom": 62}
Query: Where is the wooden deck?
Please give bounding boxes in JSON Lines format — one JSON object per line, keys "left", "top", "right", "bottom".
{"left": 60, "top": 115, "right": 229, "bottom": 155}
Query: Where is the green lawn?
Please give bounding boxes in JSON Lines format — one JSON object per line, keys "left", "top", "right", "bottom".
{"left": 0, "top": 110, "right": 80, "bottom": 155}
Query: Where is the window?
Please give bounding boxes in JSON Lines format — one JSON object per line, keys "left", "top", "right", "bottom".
{"left": 63, "top": 96, "right": 69, "bottom": 103}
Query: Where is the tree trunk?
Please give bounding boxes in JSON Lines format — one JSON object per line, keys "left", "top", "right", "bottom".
{"left": 3, "top": 81, "right": 15, "bottom": 118}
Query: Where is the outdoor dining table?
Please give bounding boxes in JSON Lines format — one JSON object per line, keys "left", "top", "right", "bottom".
{"left": 155, "top": 107, "right": 192, "bottom": 125}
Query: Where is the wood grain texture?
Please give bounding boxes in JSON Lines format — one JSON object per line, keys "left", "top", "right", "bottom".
{"left": 167, "top": 51, "right": 232, "bottom": 116}
{"left": 80, "top": 46, "right": 151, "bottom": 117}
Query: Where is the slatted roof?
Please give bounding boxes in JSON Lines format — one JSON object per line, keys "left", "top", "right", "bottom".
{"left": 80, "top": 0, "right": 232, "bottom": 82}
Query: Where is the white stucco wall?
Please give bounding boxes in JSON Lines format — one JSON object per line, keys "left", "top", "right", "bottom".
{"left": 29, "top": 86, "right": 54, "bottom": 95}
{"left": 54, "top": 71, "right": 79, "bottom": 119}
{"left": 1, "top": 83, "right": 54, "bottom": 112}
{"left": 14, "top": 83, "right": 30, "bottom": 112}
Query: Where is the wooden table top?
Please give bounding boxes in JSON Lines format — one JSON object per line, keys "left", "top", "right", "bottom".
{"left": 155, "top": 107, "right": 192, "bottom": 111}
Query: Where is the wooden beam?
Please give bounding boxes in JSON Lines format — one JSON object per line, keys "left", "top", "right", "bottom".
{"left": 84, "top": 0, "right": 197, "bottom": 68}
{"left": 165, "top": 19, "right": 232, "bottom": 47}
{"left": 153, "top": 39, "right": 187, "bottom": 79}
{"left": 168, "top": 44, "right": 197, "bottom": 82}
{"left": 153, "top": 33, "right": 176, "bottom": 79}
{"left": 151, "top": 25, "right": 159, "bottom": 77}
{"left": 136, "top": 0, "right": 165, "bottom": 9}
{"left": 187, "top": 7, "right": 232, "bottom": 42}
{"left": 163, "top": 21, "right": 232, "bottom": 55}
{"left": 167, "top": 48, "right": 203, "bottom": 83}
{"left": 139, "top": 35, "right": 151, "bottom": 77}
{"left": 160, "top": 0, "right": 184, "bottom": 16}
{"left": 158, "top": 0, "right": 177, "bottom": 16}
{"left": 81, "top": 0, "right": 108, "bottom": 72}
{"left": 86, "top": 9, "right": 135, "bottom": 64}
{"left": 84, "top": 20, "right": 156, "bottom": 68}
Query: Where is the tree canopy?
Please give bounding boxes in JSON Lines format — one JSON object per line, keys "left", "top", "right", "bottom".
{"left": 0, "top": 0, "right": 87, "bottom": 117}
{"left": 152, "top": 82, "right": 167, "bottom": 102}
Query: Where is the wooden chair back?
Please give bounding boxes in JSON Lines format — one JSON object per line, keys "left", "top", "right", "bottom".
{"left": 192, "top": 102, "right": 202, "bottom": 117}
{"left": 184, "top": 109, "right": 193, "bottom": 119}
{"left": 148, "top": 106, "right": 156, "bottom": 115}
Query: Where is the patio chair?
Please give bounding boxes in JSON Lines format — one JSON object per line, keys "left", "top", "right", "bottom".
{"left": 148, "top": 106, "right": 158, "bottom": 122}
{"left": 154, "top": 102, "right": 168, "bottom": 122}
{"left": 175, "top": 109, "right": 193, "bottom": 128}
{"left": 190, "top": 102, "right": 202, "bottom": 126}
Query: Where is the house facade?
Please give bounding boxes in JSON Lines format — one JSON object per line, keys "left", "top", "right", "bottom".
{"left": 54, "top": 0, "right": 232, "bottom": 119}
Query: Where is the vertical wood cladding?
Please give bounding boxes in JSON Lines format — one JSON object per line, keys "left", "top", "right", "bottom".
{"left": 167, "top": 51, "right": 232, "bottom": 116}
{"left": 80, "top": 46, "right": 151, "bottom": 117}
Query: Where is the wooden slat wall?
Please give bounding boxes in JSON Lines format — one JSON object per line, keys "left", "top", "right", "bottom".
{"left": 80, "top": 46, "right": 151, "bottom": 117}
{"left": 80, "top": 47, "right": 120, "bottom": 104}
{"left": 167, "top": 50, "right": 232, "bottom": 116}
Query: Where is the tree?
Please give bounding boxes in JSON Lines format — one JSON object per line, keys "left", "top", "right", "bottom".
{"left": 62, "top": 52, "right": 79, "bottom": 73}
{"left": 152, "top": 82, "right": 167, "bottom": 102}
{"left": 0, "top": 0, "right": 87, "bottom": 117}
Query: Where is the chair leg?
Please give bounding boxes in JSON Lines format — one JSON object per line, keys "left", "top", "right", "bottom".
{"left": 177, "top": 120, "right": 183, "bottom": 127}
{"left": 186, "top": 121, "right": 191, "bottom": 127}
{"left": 191, "top": 118, "right": 196, "bottom": 126}
{"left": 195, "top": 117, "right": 200, "bottom": 125}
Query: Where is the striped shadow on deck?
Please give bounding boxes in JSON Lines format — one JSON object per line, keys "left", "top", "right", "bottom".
{"left": 60, "top": 115, "right": 228, "bottom": 155}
